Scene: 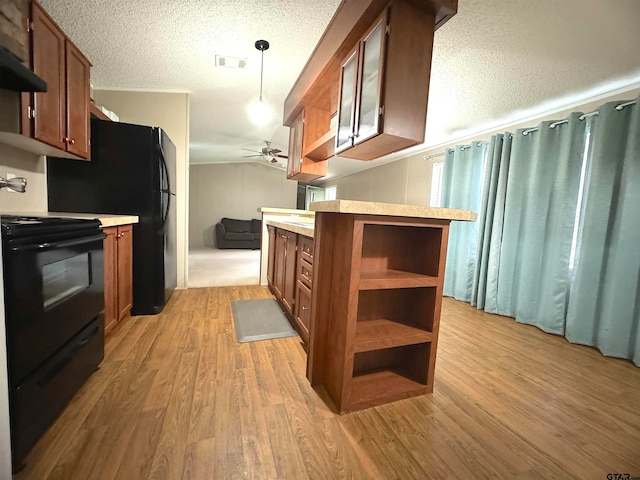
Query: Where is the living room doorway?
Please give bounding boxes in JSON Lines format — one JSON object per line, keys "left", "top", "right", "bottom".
{"left": 188, "top": 247, "right": 260, "bottom": 288}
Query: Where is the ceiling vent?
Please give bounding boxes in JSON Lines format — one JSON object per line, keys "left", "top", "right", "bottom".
{"left": 215, "top": 55, "right": 247, "bottom": 69}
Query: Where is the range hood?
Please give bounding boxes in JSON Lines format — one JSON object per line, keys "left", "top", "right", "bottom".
{"left": 0, "top": 46, "right": 46, "bottom": 92}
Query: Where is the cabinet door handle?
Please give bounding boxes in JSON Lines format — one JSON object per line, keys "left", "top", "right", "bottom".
{"left": 302, "top": 306, "right": 308, "bottom": 311}
{"left": 69, "top": 138, "right": 76, "bottom": 145}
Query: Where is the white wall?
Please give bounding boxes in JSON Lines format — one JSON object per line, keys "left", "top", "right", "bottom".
{"left": 0, "top": 144, "right": 47, "bottom": 212}
{"left": 319, "top": 85, "right": 640, "bottom": 205}
{"left": 94, "top": 90, "right": 190, "bottom": 289}
{"left": 189, "top": 162, "right": 297, "bottom": 248}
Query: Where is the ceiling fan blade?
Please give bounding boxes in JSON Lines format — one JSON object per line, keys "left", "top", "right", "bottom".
{"left": 242, "top": 148, "right": 261, "bottom": 154}
{"left": 243, "top": 154, "right": 263, "bottom": 158}
{"left": 275, "top": 154, "right": 288, "bottom": 159}
{"left": 270, "top": 148, "right": 282, "bottom": 155}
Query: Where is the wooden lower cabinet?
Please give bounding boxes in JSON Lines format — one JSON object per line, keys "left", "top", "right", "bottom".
{"left": 267, "top": 227, "right": 314, "bottom": 343}
{"left": 103, "top": 224, "right": 133, "bottom": 335}
{"left": 294, "top": 280, "right": 312, "bottom": 343}
{"left": 267, "top": 225, "right": 276, "bottom": 286}
{"left": 271, "top": 228, "right": 297, "bottom": 313}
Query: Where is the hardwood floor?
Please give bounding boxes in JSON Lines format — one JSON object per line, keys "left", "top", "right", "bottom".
{"left": 14, "top": 286, "right": 640, "bottom": 479}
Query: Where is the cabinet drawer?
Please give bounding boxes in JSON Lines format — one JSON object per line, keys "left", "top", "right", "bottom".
{"left": 299, "top": 235, "right": 314, "bottom": 265}
{"left": 296, "top": 280, "right": 312, "bottom": 332}
{"left": 298, "top": 259, "right": 313, "bottom": 288}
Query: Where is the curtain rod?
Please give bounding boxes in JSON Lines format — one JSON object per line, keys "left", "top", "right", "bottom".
{"left": 422, "top": 141, "right": 487, "bottom": 160}
{"left": 522, "top": 99, "right": 636, "bottom": 136}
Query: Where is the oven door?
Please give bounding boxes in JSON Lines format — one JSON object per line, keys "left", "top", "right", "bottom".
{"left": 3, "top": 232, "right": 105, "bottom": 386}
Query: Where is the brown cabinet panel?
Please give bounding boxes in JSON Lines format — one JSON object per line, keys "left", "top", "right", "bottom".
{"left": 273, "top": 230, "right": 286, "bottom": 299}
{"left": 295, "top": 280, "right": 311, "bottom": 343}
{"left": 116, "top": 224, "right": 133, "bottom": 320}
{"left": 282, "top": 231, "right": 297, "bottom": 312}
{"left": 31, "top": 2, "right": 65, "bottom": 150}
{"left": 267, "top": 226, "right": 276, "bottom": 286}
{"left": 103, "top": 227, "right": 118, "bottom": 334}
{"left": 103, "top": 224, "right": 134, "bottom": 336}
{"left": 65, "top": 40, "right": 91, "bottom": 158}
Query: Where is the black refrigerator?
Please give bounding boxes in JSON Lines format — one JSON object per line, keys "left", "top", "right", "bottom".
{"left": 47, "top": 118, "right": 177, "bottom": 315}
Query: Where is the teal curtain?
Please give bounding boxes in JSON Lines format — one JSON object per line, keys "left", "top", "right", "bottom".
{"left": 443, "top": 95, "right": 639, "bottom": 366}
{"left": 441, "top": 143, "right": 486, "bottom": 301}
{"left": 565, "top": 97, "right": 640, "bottom": 366}
{"left": 472, "top": 133, "right": 512, "bottom": 312}
{"left": 495, "top": 113, "right": 586, "bottom": 334}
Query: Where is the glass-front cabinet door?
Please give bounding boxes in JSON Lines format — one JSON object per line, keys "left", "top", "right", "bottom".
{"left": 335, "top": 48, "right": 359, "bottom": 154}
{"left": 287, "top": 112, "right": 304, "bottom": 176}
{"left": 354, "top": 18, "right": 386, "bottom": 145}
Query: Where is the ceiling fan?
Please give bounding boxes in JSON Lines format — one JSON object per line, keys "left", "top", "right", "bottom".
{"left": 243, "top": 141, "right": 288, "bottom": 163}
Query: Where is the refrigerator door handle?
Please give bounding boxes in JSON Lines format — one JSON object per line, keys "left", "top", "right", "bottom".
{"left": 158, "top": 142, "right": 172, "bottom": 228}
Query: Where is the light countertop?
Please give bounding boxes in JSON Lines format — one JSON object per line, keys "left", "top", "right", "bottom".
{"left": 259, "top": 207, "right": 314, "bottom": 216}
{"left": 265, "top": 219, "right": 314, "bottom": 238}
{"left": 309, "top": 200, "right": 477, "bottom": 222}
{"left": 1, "top": 211, "right": 139, "bottom": 228}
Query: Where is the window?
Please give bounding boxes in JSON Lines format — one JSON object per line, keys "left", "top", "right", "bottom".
{"left": 430, "top": 162, "right": 444, "bottom": 207}
{"left": 325, "top": 185, "right": 337, "bottom": 200}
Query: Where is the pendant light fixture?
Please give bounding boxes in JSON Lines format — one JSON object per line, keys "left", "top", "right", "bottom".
{"left": 250, "top": 39, "right": 272, "bottom": 125}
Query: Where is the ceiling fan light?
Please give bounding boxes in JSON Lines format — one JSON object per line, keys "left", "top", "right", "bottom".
{"left": 250, "top": 99, "right": 272, "bottom": 125}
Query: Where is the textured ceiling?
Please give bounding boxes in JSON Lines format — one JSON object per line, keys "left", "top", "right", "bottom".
{"left": 40, "top": 0, "right": 640, "bottom": 180}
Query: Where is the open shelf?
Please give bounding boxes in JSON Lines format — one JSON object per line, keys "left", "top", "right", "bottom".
{"left": 360, "top": 224, "right": 443, "bottom": 278}
{"left": 304, "top": 130, "right": 336, "bottom": 161}
{"left": 355, "top": 319, "right": 432, "bottom": 352}
{"left": 359, "top": 269, "right": 438, "bottom": 289}
{"left": 348, "top": 369, "right": 429, "bottom": 412}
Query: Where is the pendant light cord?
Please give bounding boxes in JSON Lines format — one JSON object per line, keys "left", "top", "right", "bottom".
{"left": 254, "top": 40, "right": 269, "bottom": 103}
{"left": 259, "top": 48, "right": 264, "bottom": 102}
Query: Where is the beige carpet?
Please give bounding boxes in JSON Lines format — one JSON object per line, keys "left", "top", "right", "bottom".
{"left": 188, "top": 247, "right": 260, "bottom": 288}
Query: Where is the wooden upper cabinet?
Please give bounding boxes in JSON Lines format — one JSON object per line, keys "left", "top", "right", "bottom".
{"left": 283, "top": 0, "right": 454, "bottom": 173}
{"left": 286, "top": 107, "right": 331, "bottom": 182}
{"left": 336, "top": 2, "right": 435, "bottom": 161}
{"left": 31, "top": 2, "right": 66, "bottom": 151}
{"left": 335, "top": 48, "right": 359, "bottom": 154}
{"left": 65, "top": 40, "right": 91, "bottom": 158}
{"left": 29, "top": 1, "right": 91, "bottom": 160}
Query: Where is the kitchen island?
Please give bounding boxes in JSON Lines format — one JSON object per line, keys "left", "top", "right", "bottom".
{"left": 260, "top": 200, "right": 476, "bottom": 413}
{"left": 307, "top": 200, "right": 474, "bottom": 413}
